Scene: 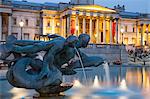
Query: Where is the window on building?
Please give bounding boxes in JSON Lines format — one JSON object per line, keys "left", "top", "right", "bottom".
{"left": 47, "top": 21, "right": 50, "bottom": 27}
{"left": 133, "top": 27, "right": 135, "bottom": 32}
{"left": 132, "top": 38, "right": 136, "bottom": 44}
{"left": 25, "top": 19, "right": 28, "bottom": 26}
{"left": 12, "top": 33, "right": 18, "bottom": 39}
{"left": 34, "top": 34, "right": 40, "bottom": 40}
{"left": 24, "top": 33, "right": 29, "bottom": 40}
{"left": 56, "top": 22, "right": 60, "bottom": 27}
{"left": 124, "top": 37, "right": 128, "bottom": 45}
{"left": 125, "top": 25, "right": 128, "bottom": 32}
{"left": 2, "top": 16, "right": 7, "bottom": 26}
{"left": 13, "top": 17, "right": 17, "bottom": 25}
{"left": 36, "top": 19, "right": 40, "bottom": 26}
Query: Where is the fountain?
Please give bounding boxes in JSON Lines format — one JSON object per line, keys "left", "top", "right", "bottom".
{"left": 64, "top": 61, "right": 132, "bottom": 97}
{"left": 103, "top": 61, "right": 111, "bottom": 87}
{"left": 73, "top": 79, "right": 83, "bottom": 88}
{"left": 74, "top": 47, "right": 87, "bottom": 84}
{"left": 119, "top": 79, "right": 128, "bottom": 90}
{"left": 93, "top": 75, "right": 101, "bottom": 88}
{"left": 0, "top": 34, "right": 104, "bottom": 97}
{"left": 65, "top": 75, "right": 131, "bottom": 97}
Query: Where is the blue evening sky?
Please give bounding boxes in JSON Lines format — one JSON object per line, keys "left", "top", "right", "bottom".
{"left": 24, "top": 0, "right": 149, "bottom": 13}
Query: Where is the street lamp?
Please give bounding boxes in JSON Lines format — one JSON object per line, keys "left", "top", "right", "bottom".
{"left": 19, "top": 20, "right": 24, "bottom": 40}
{"left": 121, "top": 27, "right": 124, "bottom": 44}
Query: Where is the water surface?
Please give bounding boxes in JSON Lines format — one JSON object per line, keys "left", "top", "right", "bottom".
{"left": 0, "top": 66, "right": 150, "bottom": 99}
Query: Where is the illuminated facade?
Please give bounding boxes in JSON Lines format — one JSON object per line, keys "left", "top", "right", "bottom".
{"left": 0, "top": 0, "right": 150, "bottom": 46}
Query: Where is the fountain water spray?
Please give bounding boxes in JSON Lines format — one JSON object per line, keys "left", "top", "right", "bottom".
{"left": 93, "top": 75, "right": 101, "bottom": 88}
{"left": 119, "top": 79, "right": 128, "bottom": 90}
{"left": 73, "top": 79, "right": 83, "bottom": 88}
{"left": 103, "top": 61, "right": 110, "bottom": 87}
{"left": 74, "top": 47, "right": 87, "bottom": 84}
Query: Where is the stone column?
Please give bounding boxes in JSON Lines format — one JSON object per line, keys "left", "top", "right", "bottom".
{"left": 64, "top": 17, "right": 67, "bottom": 37}
{"left": 118, "top": 21, "right": 121, "bottom": 44}
{"left": 115, "top": 18, "right": 119, "bottom": 44}
{"left": 62, "top": 17, "right": 65, "bottom": 37}
{"left": 103, "top": 17, "right": 106, "bottom": 43}
{"left": 83, "top": 17, "right": 86, "bottom": 33}
{"left": 42, "top": 16, "right": 46, "bottom": 35}
{"left": 146, "top": 24, "right": 149, "bottom": 45}
{"left": 90, "top": 17, "right": 93, "bottom": 43}
{"left": 52, "top": 17, "right": 55, "bottom": 34}
{"left": 0, "top": 13, "right": 2, "bottom": 41}
{"left": 67, "top": 15, "right": 69, "bottom": 35}
{"left": 68, "top": 15, "right": 71, "bottom": 35}
{"left": 140, "top": 24, "right": 144, "bottom": 47}
{"left": 136, "top": 21, "right": 139, "bottom": 45}
{"left": 96, "top": 17, "right": 100, "bottom": 43}
{"left": 59, "top": 17, "right": 62, "bottom": 36}
{"left": 40, "top": 12, "right": 43, "bottom": 35}
{"left": 109, "top": 17, "right": 113, "bottom": 44}
{"left": 8, "top": 14, "right": 12, "bottom": 36}
{"left": 75, "top": 16, "right": 78, "bottom": 36}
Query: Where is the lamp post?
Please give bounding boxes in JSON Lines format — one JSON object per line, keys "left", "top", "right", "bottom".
{"left": 19, "top": 20, "right": 24, "bottom": 40}
{"left": 119, "top": 27, "right": 124, "bottom": 64}
{"left": 121, "top": 27, "right": 124, "bottom": 44}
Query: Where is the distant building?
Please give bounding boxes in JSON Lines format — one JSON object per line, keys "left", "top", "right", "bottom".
{"left": 0, "top": 0, "right": 150, "bottom": 46}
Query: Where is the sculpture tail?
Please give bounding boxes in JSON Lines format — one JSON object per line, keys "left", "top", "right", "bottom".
{"left": 0, "top": 35, "right": 17, "bottom": 60}
{"left": 5, "top": 35, "right": 17, "bottom": 52}
{"left": 6, "top": 35, "right": 17, "bottom": 45}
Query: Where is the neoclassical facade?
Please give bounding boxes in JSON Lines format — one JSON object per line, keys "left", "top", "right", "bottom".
{"left": 0, "top": 0, "right": 150, "bottom": 46}
{"left": 42, "top": 5, "right": 118, "bottom": 44}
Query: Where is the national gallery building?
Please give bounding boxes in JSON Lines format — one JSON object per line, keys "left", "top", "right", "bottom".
{"left": 0, "top": 0, "right": 150, "bottom": 46}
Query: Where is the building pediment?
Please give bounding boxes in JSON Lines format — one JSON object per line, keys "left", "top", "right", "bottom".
{"left": 70, "top": 5, "right": 116, "bottom": 13}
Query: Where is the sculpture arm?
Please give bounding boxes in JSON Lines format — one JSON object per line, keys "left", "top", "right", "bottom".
{"left": 11, "top": 42, "right": 54, "bottom": 53}
{"left": 14, "top": 40, "right": 42, "bottom": 46}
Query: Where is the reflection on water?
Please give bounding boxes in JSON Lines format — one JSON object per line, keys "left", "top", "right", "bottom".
{"left": 1, "top": 66, "right": 150, "bottom": 98}
{"left": 125, "top": 67, "right": 150, "bottom": 90}
{"left": 9, "top": 88, "right": 37, "bottom": 99}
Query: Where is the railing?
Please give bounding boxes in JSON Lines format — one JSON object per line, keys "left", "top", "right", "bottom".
{"left": 87, "top": 43, "right": 125, "bottom": 49}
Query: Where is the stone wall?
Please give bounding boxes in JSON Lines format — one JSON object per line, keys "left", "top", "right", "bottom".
{"left": 12, "top": 9, "right": 41, "bottom": 40}
{"left": 80, "top": 45, "right": 129, "bottom": 63}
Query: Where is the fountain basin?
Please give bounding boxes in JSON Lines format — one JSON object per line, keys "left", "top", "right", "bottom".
{"left": 36, "top": 83, "right": 73, "bottom": 97}
{"left": 92, "top": 88, "right": 131, "bottom": 96}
